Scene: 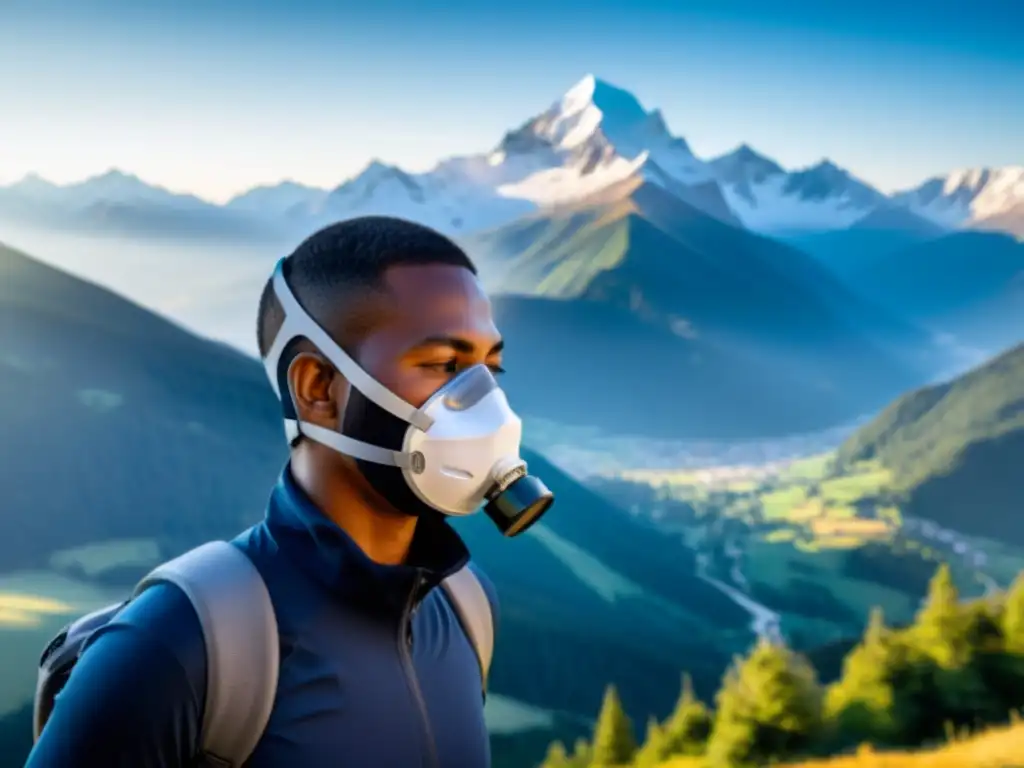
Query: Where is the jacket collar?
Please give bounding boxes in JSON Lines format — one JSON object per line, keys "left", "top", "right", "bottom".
{"left": 265, "top": 465, "right": 470, "bottom": 616}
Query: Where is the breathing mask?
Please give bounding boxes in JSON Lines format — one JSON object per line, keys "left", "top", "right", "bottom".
{"left": 260, "top": 258, "right": 554, "bottom": 537}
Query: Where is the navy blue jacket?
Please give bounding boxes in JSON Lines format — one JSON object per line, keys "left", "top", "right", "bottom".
{"left": 26, "top": 467, "right": 499, "bottom": 768}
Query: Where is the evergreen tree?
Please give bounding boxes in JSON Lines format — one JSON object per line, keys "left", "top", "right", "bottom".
{"left": 569, "top": 738, "right": 592, "bottom": 767}
{"left": 632, "top": 717, "right": 670, "bottom": 767}
{"left": 661, "top": 673, "right": 712, "bottom": 756}
{"left": 1003, "top": 571, "right": 1024, "bottom": 654}
{"left": 539, "top": 741, "right": 571, "bottom": 768}
{"left": 589, "top": 685, "right": 638, "bottom": 766}
{"left": 915, "top": 563, "right": 968, "bottom": 669}
{"left": 825, "top": 608, "right": 903, "bottom": 746}
{"left": 705, "top": 639, "right": 824, "bottom": 767}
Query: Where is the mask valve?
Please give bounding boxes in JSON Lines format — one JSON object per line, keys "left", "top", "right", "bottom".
{"left": 483, "top": 457, "right": 554, "bottom": 537}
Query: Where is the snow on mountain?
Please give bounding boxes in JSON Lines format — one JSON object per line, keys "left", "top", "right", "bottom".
{"left": 710, "top": 144, "right": 784, "bottom": 187}
{"left": 891, "top": 166, "right": 1024, "bottom": 230}
{"left": 711, "top": 148, "right": 886, "bottom": 233}
{"left": 1, "top": 169, "right": 215, "bottom": 212}
{"left": 0, "top": 77, "right": 890, "bottom": 236}
{"left": 282, "top": 159, "right": 535, "bottom": 235}
{"left": 225, "top": 180, "right": 328, "bottom": 217}
{"left": 3, "top": 76, "right": 1020, "bottom": 240}
{"left": 231, "top": 75, "right": 734, "bottom": 234}
{"left": 3, "top": 173, "right": 64, "bottom": 203}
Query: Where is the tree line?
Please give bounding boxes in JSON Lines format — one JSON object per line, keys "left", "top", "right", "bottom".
{"left": 541, "top": 564, "right": 1024, "bottom": 767}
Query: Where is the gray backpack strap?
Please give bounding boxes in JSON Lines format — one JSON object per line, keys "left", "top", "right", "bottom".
{"left": 134, "top": 541, "right": 279, "bottom": 768}
{"left": 440, "top": 565, "right": 494, "bottom": 693}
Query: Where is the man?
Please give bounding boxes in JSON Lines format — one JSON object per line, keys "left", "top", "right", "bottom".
{"left": 26, "top": 216, "right": 553, "bottom": 767}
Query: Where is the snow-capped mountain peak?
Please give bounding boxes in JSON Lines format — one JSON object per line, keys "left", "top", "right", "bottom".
{"left": 66, "top": 168, "right": 213, "bottom": 210}
{"left": 710, "top": 144, "right": 785, "bottom": 185}
{"left": 782, "top": 159, "right": 883, "bottom": 206}
{"left": 6, "top": 172, "right": 62, "bottom": 201}
{"left": 327, "top": 159, "right": 426, "bottom": 206}
{"left": 543, "top": 74, "right": 654, "bottom": 151}
{"left": 892, "top": 165, "right": 1024, "bottom": 229}
{"left": 225, "top": 180, "right": 329, "bottom": 216}
{"left": 75, "top": 169, "right": 154, "bottom": 198}
{"left": 497, "top": 75, "right": 708, "bottom": 191}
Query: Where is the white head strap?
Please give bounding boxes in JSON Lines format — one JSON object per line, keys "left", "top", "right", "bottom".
{"left": 260, "top": 258, "right": 435, "bottom": 467}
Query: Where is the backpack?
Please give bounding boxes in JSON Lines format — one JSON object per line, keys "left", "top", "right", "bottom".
{"left": 33, "top": 541, "right": 495, "bottom": 767}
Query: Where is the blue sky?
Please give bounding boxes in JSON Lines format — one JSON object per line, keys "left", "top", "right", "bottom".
{"left": 1, "top": 0, "right": 1021, "bottom": 201}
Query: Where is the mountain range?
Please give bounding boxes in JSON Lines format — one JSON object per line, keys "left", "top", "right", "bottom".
{"left": 2, "top": 75, "right": 1022, "bottom": 241}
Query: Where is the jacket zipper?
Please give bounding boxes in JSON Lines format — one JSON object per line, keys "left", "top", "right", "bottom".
{"left": 400, "top": 570, "right": 440, "bottom": 768}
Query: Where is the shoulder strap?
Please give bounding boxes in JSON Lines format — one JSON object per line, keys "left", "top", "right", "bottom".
{"left": 440, "top": 565, "right": 494, "bottom": 694}
{"left": 134, "top": 541, "right": 279, "bottom": 768}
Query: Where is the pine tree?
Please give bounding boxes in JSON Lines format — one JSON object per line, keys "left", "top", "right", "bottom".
{"left": 1002, "top": 571, "right": 1024, "bottom": 654}
{"left": 915, "top": 563, "right": 967, "bottom": 668}
{"left": 661, "top": 673, "right": 712, "bottom": 756}
{"left": 569, "top": 738, "right": 592, "bottom": 767}
{"left": 632, "top": 717, "right": 670, "bottom": 767}
{"left": 589, "top": 685, "right": 638, "bottom": 766}
{"left": 907, "top": 565, "right": 1001, "bottom": 740}
{"left": 539, "top": 741, "right": 571, "bottom": 768}
{"left": 825, "top": 608, "right": 902, "bottom": 746}
{"left": 705, "top": 638, "right": 824, "bottom": 767}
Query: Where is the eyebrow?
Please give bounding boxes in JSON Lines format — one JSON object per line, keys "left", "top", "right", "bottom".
{"left": 409, "top": 335, "right": 504, "bottom": 355}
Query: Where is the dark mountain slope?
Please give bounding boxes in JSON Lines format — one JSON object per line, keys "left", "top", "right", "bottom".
{"left": 470, "top": 178, "right": 941, "bottom": 438}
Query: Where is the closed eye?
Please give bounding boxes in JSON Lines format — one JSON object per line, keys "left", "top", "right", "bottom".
{"left": 420, "top": 360, "right": 506, "bottom": 376}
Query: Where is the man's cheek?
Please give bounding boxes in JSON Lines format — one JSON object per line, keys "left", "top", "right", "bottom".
{"left": 393, "top": 374, "right": 445, "bottom": 409}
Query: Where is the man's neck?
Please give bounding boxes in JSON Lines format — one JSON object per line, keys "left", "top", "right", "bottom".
{"left": 290, "top": 444, "right": 418, "bottom": 566}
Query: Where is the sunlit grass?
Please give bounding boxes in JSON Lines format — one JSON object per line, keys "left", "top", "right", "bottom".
{"left": 760, "top": 486, "right": 809, "bottom": 518}
{"left": 657, "top": 721, "right": 1024, "bottom": 767}
{"left": 819, "top": 467, "right": 892, "bottom": 505}
{"left": 0, "top": 569, "right": 124, "bottom": 715}
{"left": 810, "top": 517, "right": 891, "bottom": 540}
{"left": 778, "top": 453, "right": 834, "bottom": 482}
{"left": 0, "top": 593, "right": 74, "bottom": 628}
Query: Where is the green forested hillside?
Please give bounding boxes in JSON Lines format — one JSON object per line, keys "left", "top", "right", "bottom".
{"left": 835, "top": 342, "right": 1024, "bottom": 542}
{"left": 541, "top": 566, "right": 1024, "bottom": 768}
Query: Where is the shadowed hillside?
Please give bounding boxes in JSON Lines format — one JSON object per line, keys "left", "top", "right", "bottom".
{"left": 470, "top": 178, "right": 940, "bottom": 439}
{"left": 839, "top": 231, "right": 1024, "bottom": 351}
{"left": 785, "top": 209, "right": 945, "bottom": 281}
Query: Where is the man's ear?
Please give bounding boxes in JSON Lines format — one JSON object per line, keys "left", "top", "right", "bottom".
{"left": 287, "top": 352, "right": 347, "bottom": 429}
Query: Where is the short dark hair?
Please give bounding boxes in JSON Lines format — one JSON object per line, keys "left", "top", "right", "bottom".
{"left": 256, "top": 216, "right": 477, "bottom": 359}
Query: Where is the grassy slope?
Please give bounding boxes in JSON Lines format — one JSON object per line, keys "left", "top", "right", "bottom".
{"left": 658, "top": 721, "right": 1024, "bottom": 768}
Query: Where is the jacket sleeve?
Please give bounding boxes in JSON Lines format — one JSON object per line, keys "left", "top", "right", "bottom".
{"left": 25, "top": 583, "right": 209, "bottom": 768}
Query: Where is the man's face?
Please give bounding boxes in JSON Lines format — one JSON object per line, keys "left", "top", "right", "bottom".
{"left": 348, "top": 263, "right": 504, "bottom": 409}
